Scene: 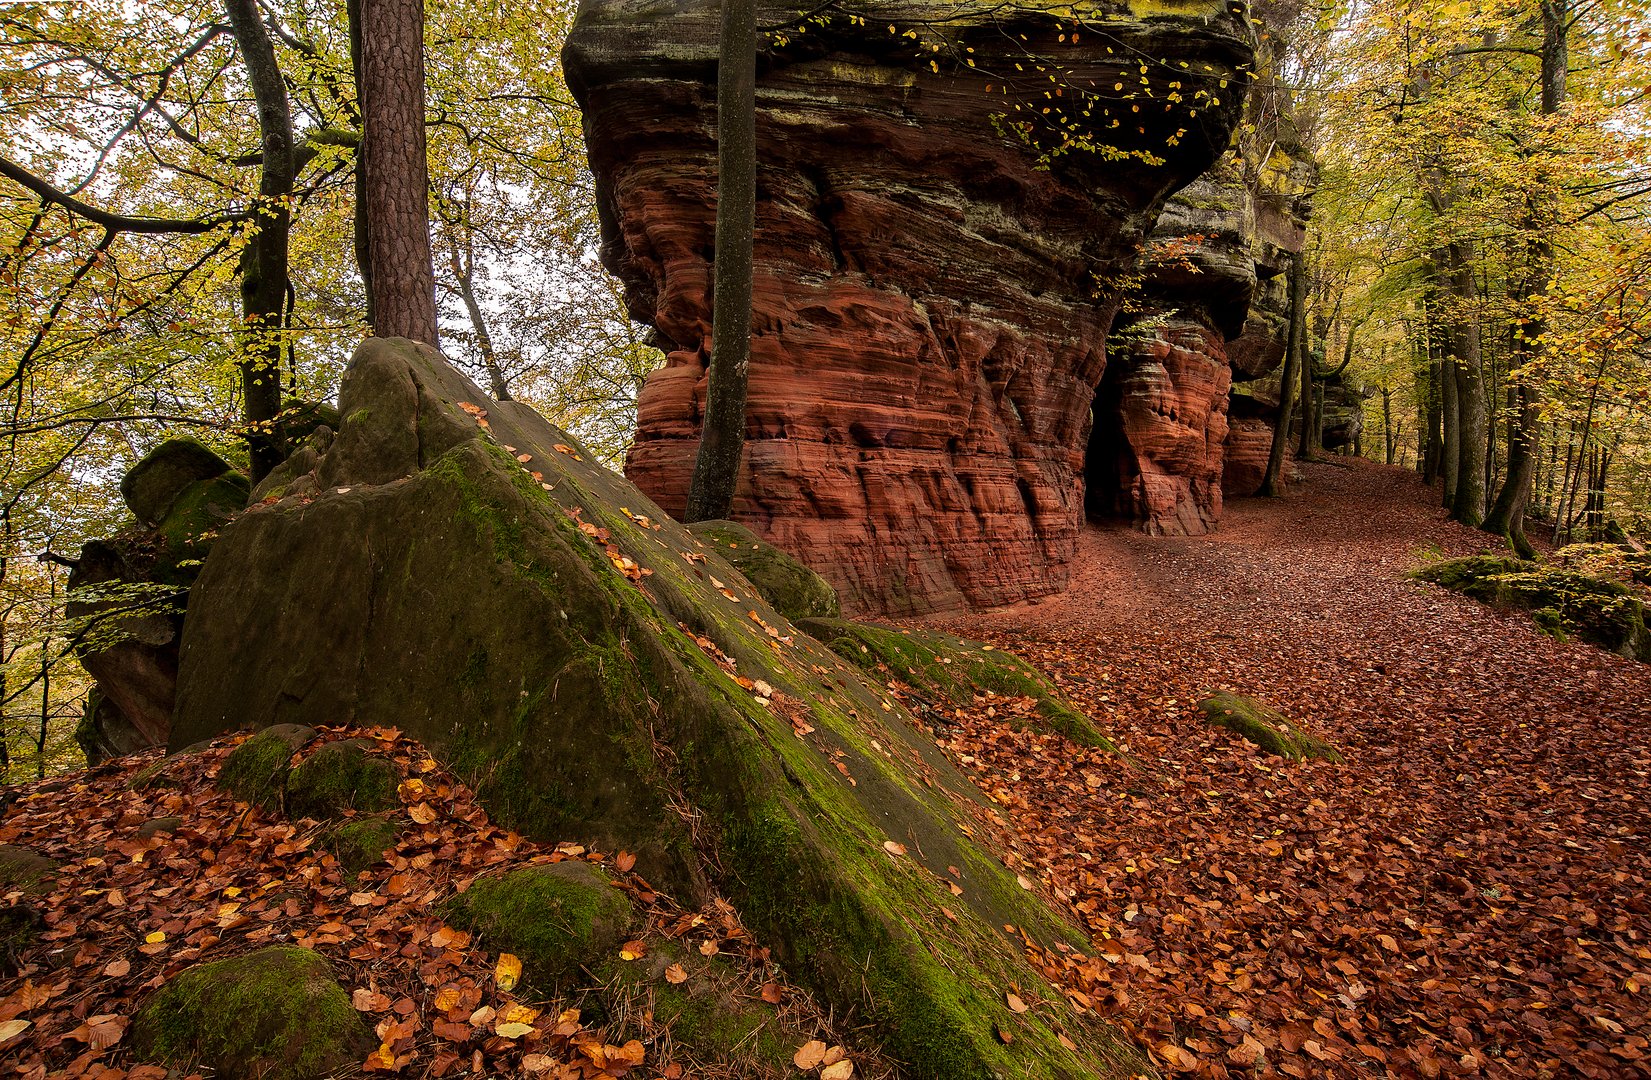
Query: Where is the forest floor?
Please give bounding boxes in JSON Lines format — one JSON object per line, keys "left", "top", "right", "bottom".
{"left": 923, "top": 458, "right": 1651, "bottom": 1079}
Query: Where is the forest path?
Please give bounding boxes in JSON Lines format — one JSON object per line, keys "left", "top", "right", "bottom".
{"left": 921, "top": 459, "right": 1651, "bottom": 1078}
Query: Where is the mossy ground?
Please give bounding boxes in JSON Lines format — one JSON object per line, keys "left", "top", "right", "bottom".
{"left": 322, "top": 817, "right": 401, "bottom": 878}
{"left": 1197, "top": 691, "right": 1343, "bottom": 763}
{"left": 1415, "top": 554, "right": 1651, "bottom": 661}
{"left": 800, "top": 617, "right": 1113, "bottom": 749}
{"left": 687, "top": 520, "right": 840, "bottom": 621}
{"left": 218, "top": 728, "right": 303, "bottom": 811}
{"left": 440, "top": 862, "right": 636, "bottom": 990}
{"left": 286, "top": 740, "right": 398, "bottom": 820}
{"left": 131, "top": 945, "right": 372, "bottom": 1080}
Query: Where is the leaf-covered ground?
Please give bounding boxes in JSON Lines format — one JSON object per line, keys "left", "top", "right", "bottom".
{"left": 924, "top": 460, "right": 1651, "bottom": 1078}
{"left": 0, "top": 730, "right": 874, "bottom": 1080}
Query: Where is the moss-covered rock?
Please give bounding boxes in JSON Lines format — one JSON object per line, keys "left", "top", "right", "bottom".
{"left": 285, "top": 740, "right": 398, "bottom": 820}
{"left": 0, "top": 902, "right": 45, "bottom": 976}
{"left": 0, "top": 844, "right": 58, "bottom": 894}
{"left": 170, "top": 338, "right": 1153, "bottom": 1078}
{"left": 687, "top": 520, "right": 840, "bottom": 621}
{"left": 323, "top": 818, "right": 400, "bottom": 877}
{"left": 137, "top": 816, "right": 184, "bottom": 840}
{"left": 442, "top": 861, "right": 635, "bottom": 989}
{"left": 597, "top": 941, "right": 807, "bottom": 1074}
{"left": 218, "top": 725, "right": 315, "bottom": 811}
{"left": 1197, "top": 691, "right": 1343, "bottom": 763}
{"left": 121, "top": 438, "right": 238, "bottom": 526}
{"left": 132, "top": 945, "right": 372, "bottom": 1080}
{"left": 1415, "top": 555, "right": 1651, "bottom": 661}
{"left": 800, "top": 617, "right": 1112, "bottom": 748}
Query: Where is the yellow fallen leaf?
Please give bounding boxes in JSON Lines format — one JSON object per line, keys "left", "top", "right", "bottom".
{"left": 0, "top": 1019, "right": 30, "bottom": 1042}
{"left": 794, "top": 1040, "right": 827, "bottom": 1069}
{"left": 434, "top": 985, "right": 461, "bottom": 1011}
{"left": 494, "top": 1021, "right": 536, "bottom": 1039}
{"left": 503, "top": 1003, "right": 541, "bottom": 1025}
{"left": 1006, "top": 993, "right": 1029, "bottom": 1013}
{"left": 821, "top": 1061, "right": 855, "bottom": 1080}
{"left": 409, "top": 802, "right": 438, "bottom": 825}
{"left": 144, "top": 931, "right": 165, "bottom": 944}
{"left": 883, "top": 841, "right": 907, "bottom": 857}
{"left": 496, "top": 953, "right": 523, "bottom": 992}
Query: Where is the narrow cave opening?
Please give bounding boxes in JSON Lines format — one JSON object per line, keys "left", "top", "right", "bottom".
{"left": 1083, "top": 365, "right": 1127, "bottom": 522}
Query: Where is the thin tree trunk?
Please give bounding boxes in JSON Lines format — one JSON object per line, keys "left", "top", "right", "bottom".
{"left": 1444, "top": 243, "right": 1487, "bottom": 526}
{"left": 685, "top": 0, "right": 757, "bottom": 523}
{"left": 1441, "top": 352, "right": 1459, "bottom": 507}
{"left": 360, "top": 0, "right": 438, "bottom": 343}
{"left": 447, "top": 242, "right": 510, "bottom": 400}
{"left": 348, "top": 0, "right": 373, "bottom": 325}
{"left": 1259, "top": 251, "right": 1307, "bottom": 497}
{"left": 224, "top": 0, "right": 295, "bottom": 480}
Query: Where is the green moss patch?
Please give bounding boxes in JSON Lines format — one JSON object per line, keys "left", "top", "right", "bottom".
{"left": 441, "top": 861, "right": 636, "bottom": 990}
{"left": 799, "top": 618, "right": 1112, "bottom": 748}
{"left": 286, "top": 740, "right": 398, "bottom": 820}
{"left": 218, "top": 725, "right": 315, "bottom": 811}
{"left": 1415, "top": 555, "right": 1651, "bottom": 661}
{"left": 323, "top": 817, "right": 401, "bottom": 878}
{"left": 598, "top": 942, "right": 805, "bottom": 1074}
{"left": 132, "top": 945, "right": 372, "bottom": 1080}
{"left": 1197, "top": 691, "right": 1343, "bottom": 763}
{"left": 687, "top": 520, "right": 840, "bottom": 621}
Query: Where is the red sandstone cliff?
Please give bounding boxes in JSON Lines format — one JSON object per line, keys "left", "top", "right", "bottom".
{"left": 564, "top": 0, "right": 1252, "bottom": 614}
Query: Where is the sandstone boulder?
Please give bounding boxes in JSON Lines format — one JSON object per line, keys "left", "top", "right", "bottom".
{"left": 171, "top": 338, "right": 1150, "bottom": 1077}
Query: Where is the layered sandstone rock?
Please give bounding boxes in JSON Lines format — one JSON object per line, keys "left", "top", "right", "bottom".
{"left": 1087, "top": 26, "right": 1315, "bottom": 532}
{"left": 564, "top": 0, "right": 1252, "bottom": 613}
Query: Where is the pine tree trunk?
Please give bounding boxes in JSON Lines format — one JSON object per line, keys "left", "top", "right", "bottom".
{"left": 685, "top": 0, "right": 757, "bottom": 523}
{"left": 360, "top": 0, "right": 438, "bottom": 343}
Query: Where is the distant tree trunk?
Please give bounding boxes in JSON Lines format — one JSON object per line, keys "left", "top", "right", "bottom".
{"left": 447, "top": 241, "right": 511, "bottom": 400}
{"left": 685, "top": 0, "right": 757, "bottom": 523}
{"left": 1441, "top": 353, "right": 1459, "bottom": 507}
{"left": 360, "top": 0, "right": 438, "bottom": 343}
{"left": 1441, "top": 243, "right": 1488, "bottom": 526}
{"left": 1259, "top": 251, "right": 1307, "bottom": 497}
{"left": 1484, "top": 0, "right": 1565, "bottom": 558}
{"left": 347, "top": 0, "right": 373, "bottom": 325}
{"left": 1382, "top": 384, "right": 1395, "bottom": 465}
{"left": 224, "top": 0, "right": 294, "bottom": 480}
{"left": 1297, "top": 319, "right": 1316, "bottom": 460}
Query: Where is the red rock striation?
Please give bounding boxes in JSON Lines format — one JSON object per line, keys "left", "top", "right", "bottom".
{"left": 563, "top": 0, "right": 1251, "bottom": 614}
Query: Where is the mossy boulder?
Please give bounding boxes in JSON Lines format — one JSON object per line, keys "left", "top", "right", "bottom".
{"left": 1415, "top": 555, "right": 1651, "bottom": 661}
{"left": 285, "top": 740, "right": 398, "bottom": 820}
{"left": 68, "top": 440, "right": 249, "bottom": 762}
{"left": 1197, "top": 691, "right": 1343, "bottom": 763}
{"left": 323, "top": 818, "right": 400, "bottom": 877}
{"left": 170, "top": 338, "right": 1152, "bottom": 1078}
{"left": 132, "top": 945, "right": 373, "bottom": 1080}
{"left": 441, "top": 861, "right": 636, "bottom": 989}
{"left": 218, "top": 725, "right": 316, "bottom": 811}
{"left": 687, "top": 520, "right": 840, "bottom": 621}
{"left": 120, "top": 438, "right": 239, "bottom": 527}
{"left": 0, "top": 844, "right": 59, "bottom": 894}
{"left": 800, "top": 618, "right": 1112, "bottom": 748}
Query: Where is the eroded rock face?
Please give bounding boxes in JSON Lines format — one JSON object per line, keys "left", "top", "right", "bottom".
{"left": 564, "top": 0, "right": 1252, "bottom": 613}
{"left": 1087, "top": 31, "right": 1315, "bottom": 532}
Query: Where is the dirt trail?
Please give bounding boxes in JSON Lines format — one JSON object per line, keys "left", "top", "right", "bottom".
{"left": 922, "top": 459, "right": 1651, "bottom": 1079}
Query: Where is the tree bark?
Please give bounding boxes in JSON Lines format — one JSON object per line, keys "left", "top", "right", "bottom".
{"left": 347, "top": 0, "right": 373, "bottom": 326}
{"left": 1259, "top": 251, "right": 1307, "bottom": 497}
{"left": 223, "top": 0, "right": 294, "bottom": 480}
{"left": 685, "top": 0, "right": 757, "bottom": 523}
{"left": 447, "top": 242, "right": 511, "bottom": 400}
{"left": 360, "top": 0, "right": 438, "bottom": 343}
{"left": 1483, "top": 0, "right": 1566, "bottom": 557}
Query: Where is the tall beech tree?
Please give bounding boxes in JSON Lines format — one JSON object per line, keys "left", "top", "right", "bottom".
{"left": 685, "top": 0, "right": 757, "bottom": 523}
